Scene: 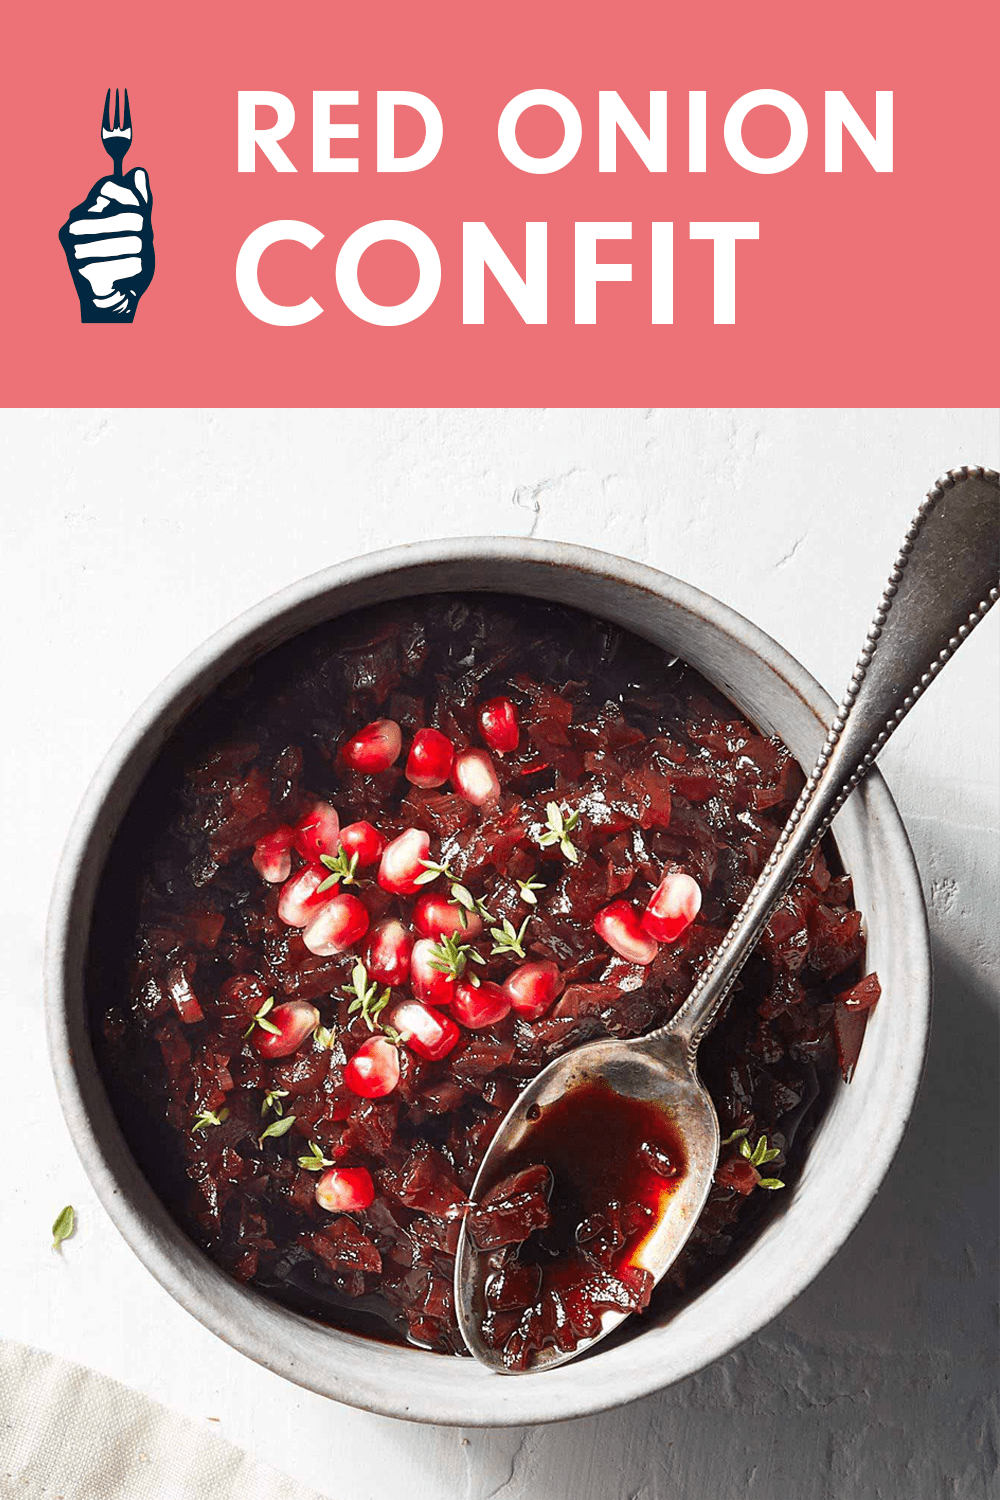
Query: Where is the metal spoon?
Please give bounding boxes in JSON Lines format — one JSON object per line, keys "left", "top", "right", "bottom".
{"left": 455, "top": 465, "right": 1000, "bottom": 1374}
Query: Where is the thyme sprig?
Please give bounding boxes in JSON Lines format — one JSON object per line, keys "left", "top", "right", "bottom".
{"left": 298, "top": 1141, "right": 334, "bottom": 1172}
{"left": 416, "top": 858, "right": 493, "bottom": 924}
{"left": 489, "top": 915, "right": 531, "bottom": 960}
{"left": 535, "top": 802, "right": 581, "bottom": 863}
{"left": 515, "top": 874, "right": 546, "bottom": 906}
{"left": 721, "top": 1129, "right": 785, "bottom": 1190}
{"left": 261, "top": 1087, "right": 290, "bottom": 1118}
{"left": 243, "top": 996, "right": 280, "bottom": 1039}
{"left": 193, "top": 1106, "right": 230, "bottom": 1133}
{"left": 427, "top": 931, "right": 486, "bottom": 981}
{"left": 450, "top": 881, "right": 494, "bottom": 924}
{"left": 344, "top": 961, "right": 391, "bottom": 1031}
{"left": 317, "top": 848, "right": 360, "bottom": 894}
{"left": 740, "top": 1132, "right": 784, "bottom": 1188}
{"left": 740, "top": 1133, "right": 781, "bottom": 1167}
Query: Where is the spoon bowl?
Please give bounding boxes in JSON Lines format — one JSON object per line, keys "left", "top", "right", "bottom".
{"left": 455, "top": 1033, "right": 719, "bottom": 1372}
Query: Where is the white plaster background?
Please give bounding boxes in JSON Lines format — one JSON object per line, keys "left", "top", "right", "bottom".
{"left": 1, "top": 407, "right": 997, "bottom": 1499}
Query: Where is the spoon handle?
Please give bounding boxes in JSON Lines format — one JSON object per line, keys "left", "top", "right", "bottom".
{"left": 659, "top": 465, "right": 999, "bottom": 1058}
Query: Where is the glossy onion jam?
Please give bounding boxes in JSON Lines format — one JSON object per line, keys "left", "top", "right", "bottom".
{"left": 91, "top": 595, "right": 880, "bottom": 1357}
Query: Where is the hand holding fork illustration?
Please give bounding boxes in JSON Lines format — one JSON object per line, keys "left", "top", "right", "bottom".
{"left": 58, "top": 90, "right": 155, "bottom": 322}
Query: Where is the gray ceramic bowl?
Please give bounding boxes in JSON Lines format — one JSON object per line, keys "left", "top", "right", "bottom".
{"left": 46, "top": 539, "right": 930, "bottom": 1426}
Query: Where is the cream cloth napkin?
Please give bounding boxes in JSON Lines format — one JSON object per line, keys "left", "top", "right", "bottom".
{"left": 0, "top": 1338, "right": 327, "bottom": 1500}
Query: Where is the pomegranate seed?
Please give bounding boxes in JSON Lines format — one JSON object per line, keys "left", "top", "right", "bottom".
{"left": 293, "top": 801, "right": 340, "bottom": 861}
{"left": 364, "top": 919, "right": 414, "bottom": 987}
{"left": 378, "top": 827, "right": 431, "bottom": 895}
{"left": 412, "top": 893, "right": 483, "bottom": 941}
{"left": 410, "top": 937, "right": 462, "bottom": 1008}
{"left": 302, "top": 893, "right": 370, "bottom": 956}
{"left": 594, "top": 901, "right": 659, "bottom": 965}
{"left": 478, "top": 697, "right": 520, "bottom": 754}
{"left": 452, "top": 980, "right": 511, "bottom": 1030}
{"left": 502, "top": 960, "right": 563, "bottom": 1019}
{"left": 251, "top": 1000, "right": 320, "bottom": 1059}
{"left": 341, "top": 719, "right": 402, "bottom": 773}
{"left": 405, "top": 727, "right": 456, "bottom": 789}
{"left": 252, "top": 826, "right": 294, "bottom": 884}
{"left": 452, "top": 748, "right": 501, "bottom": 806}
{"left": 344, "top": 1034, "right": 401, "bottom": 1097}
{"left": 389, "top": 1001, "right": 460, "bottom": 1061}
{"left": 315, "top": 1166, "right": 375, "bottom": 1214}
{"left": 277, "top": 865, "right": 329, "bottom": 927}
{"left": 641, "top": 872, "right": 702, "bottom": 943}
{"left": 338, "top": 820, "right": 386, "bottom": 868}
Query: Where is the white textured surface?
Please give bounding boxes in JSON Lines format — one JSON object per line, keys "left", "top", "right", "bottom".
{"left": 2, "top": 408, "right": 997, "bottom": 1499}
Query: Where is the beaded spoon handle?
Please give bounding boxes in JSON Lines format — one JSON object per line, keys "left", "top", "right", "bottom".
{"left": 661, "top": 464, "right": 1000, "bottom": 1059}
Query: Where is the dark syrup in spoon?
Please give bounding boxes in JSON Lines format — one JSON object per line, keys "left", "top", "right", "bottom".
{"left": 472, "top": 1080, "right": 688, "bottom": 1368}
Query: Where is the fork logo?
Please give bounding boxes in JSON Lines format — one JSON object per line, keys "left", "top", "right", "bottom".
{"left": 58, "top": 89, "right": 155, "bottom": 323}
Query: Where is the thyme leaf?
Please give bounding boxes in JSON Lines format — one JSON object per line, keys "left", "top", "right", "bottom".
{"left": 258, "top": 1114, "right": 297, "bottom": 1147}
{"left": 51, "top": 1205, "right": 76, "bottom": 1251}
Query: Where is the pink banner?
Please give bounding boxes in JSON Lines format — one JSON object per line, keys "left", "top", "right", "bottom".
{"left": 3, "top": 0, "right": 996, "bottom": 406}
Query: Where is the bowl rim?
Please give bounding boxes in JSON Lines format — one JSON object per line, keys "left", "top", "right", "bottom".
{"left": 44, "top": 536, "right": 930, "bottom": 1426}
